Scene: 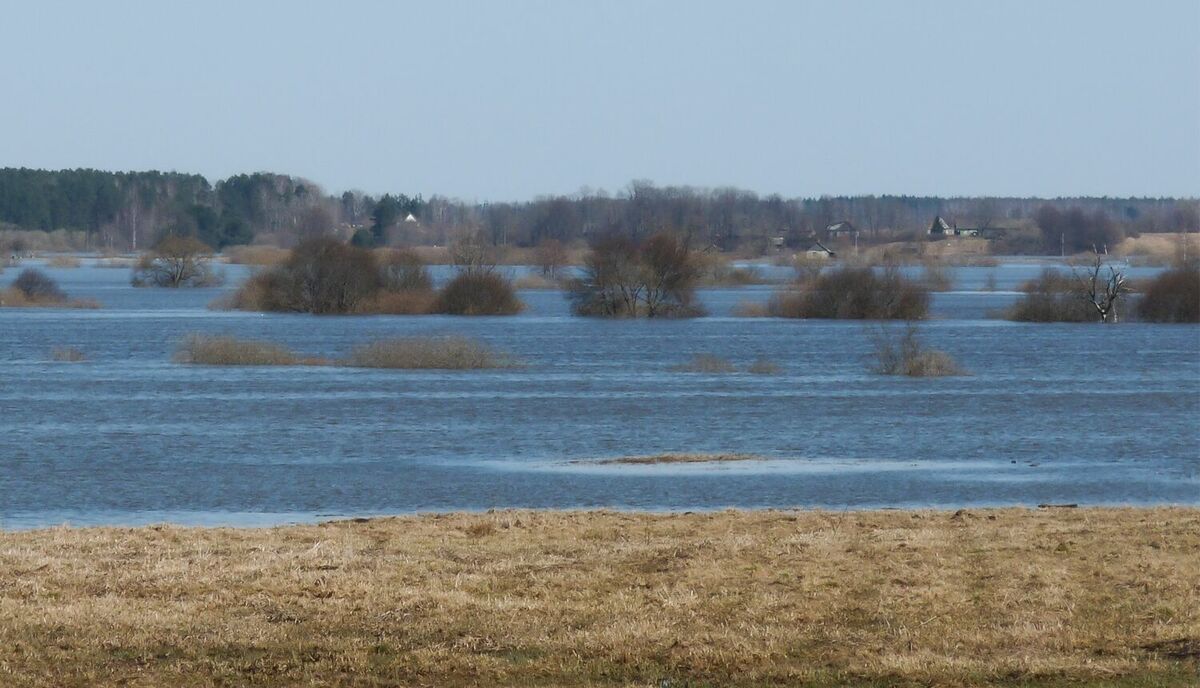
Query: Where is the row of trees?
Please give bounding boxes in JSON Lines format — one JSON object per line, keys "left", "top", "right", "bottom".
{"left": 2, "top": 168, "right": 1197, "bottom": 253}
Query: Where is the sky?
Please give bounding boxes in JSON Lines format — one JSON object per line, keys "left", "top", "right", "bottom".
{"left": 1, "top": 0, "right": 1197, "bottom": 200}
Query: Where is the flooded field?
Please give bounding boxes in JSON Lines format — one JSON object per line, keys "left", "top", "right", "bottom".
{"left": 1, "top": 260, "right": 1197, "bottom": 528}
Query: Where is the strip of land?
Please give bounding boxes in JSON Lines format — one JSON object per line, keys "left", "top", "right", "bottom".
{"left": 0, "top": 508, "right": 1196, "bottom": 687}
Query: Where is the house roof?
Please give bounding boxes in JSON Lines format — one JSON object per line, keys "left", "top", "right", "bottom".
{"left": 804, "top": 240, "right": 835, "bottom": 254}
{"left": 930, "top": 216, "right": 953, "bottom": 233}
{"left": 826, "top": 221, "right": 855, "bottom": 232}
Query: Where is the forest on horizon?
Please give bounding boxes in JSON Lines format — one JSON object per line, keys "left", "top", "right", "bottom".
{"left": 0, "top": 167, "right": 1196, "bottom": 254}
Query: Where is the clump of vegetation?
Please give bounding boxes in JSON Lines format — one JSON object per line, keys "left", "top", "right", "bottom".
{"left": 1009, "top": 256, "right": 1131, "bottom": 323}
{"left": 176, "top": 334, "right": 511, "bottom": 370}
{"left": 746, "top": 358, "right": 781, "bottom": 375}
{"left": 50, "top": 346, "right": 87, "bottom": 362}
{"left": 870, "top": 324, "right": 966, "bottom": 377}
{"left": 1007, "top": 270, "right": 1095, "bottom": 322}
{"left": 131, "top": 236, "right": 224, "bottom": 288}
{"left": 347, "top": 337, "right": 511, "bottom": 369}
{"left": 1137, "top": 264, "right": 1200, "bottom": 323}
{"left": 694, "top": 252, "right": 769, "bottom": 286}
{"left": 920, "top": 261, "right": 955, "bottom": 290}
{"left": 768, "top": 266, "right": 929, "bottom": 319}
{"left": 224, "top": 245, "right": 290, "bottom": 266}
{"left": 670, "top": 354, "right": 736, "bottom": 373}
{"left": 47, "top": 255, "right": 81, "bottom": 268}
{"left": 591, "top": 453, "right": 764, "bottom": 465}
{"left": 0, "top": 268, "right": 98, "bottom": 308}
{"left": 13, "top": 268, "right": 66, "bottom": 302}
{"left": 223, "top": 237, "right": 522, "bottom": 316}
{"left": 569, "top": 232, "right": 704, "bottom": 318}
{"left": 175, "top": 334, "right": 302, "bottom": 366}
{"left": 435, "top": 271, "right": 523, "bottom": 315}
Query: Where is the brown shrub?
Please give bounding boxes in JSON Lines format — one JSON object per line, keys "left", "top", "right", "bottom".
{"left": 354, "top": 290, "right": 436, "bottom": 315}
{"left": 1008, "top": 270, "right": 1097, "bottom": 322}
{"left": 1137, "top": 265, "right": 1200, "bottom": 323}
{"left": 434, "top": 271, "right": 523, "bottom": 315}
{"left": 769, "top": 267, "right": 929, "bottom": 319}
{"left": 377, "top": 248, "right": 433, "bottom": 291}
{"left": 50, "top": 346, "right": 87, "bottom": 362}
{"left": 870, "top": 324, "right": 967, "bottom": 377}
{"left": 13, "top": 268, "right": 66, "bottom": 302}
{"left": 746, "top": 358, "right": 781, "bottom": 375}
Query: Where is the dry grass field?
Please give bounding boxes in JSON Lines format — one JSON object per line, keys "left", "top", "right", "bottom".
{"left": 0, "top": 508, "right": 1197, "bottom": 687}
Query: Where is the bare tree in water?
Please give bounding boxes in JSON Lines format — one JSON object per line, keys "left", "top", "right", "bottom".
{"left": 1073, "top": 251, "right": 1129, "bottom": 323}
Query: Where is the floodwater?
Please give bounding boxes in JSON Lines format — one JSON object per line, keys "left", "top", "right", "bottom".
{"left": 1, "top": 259, "right": 1197, "bottom": 528}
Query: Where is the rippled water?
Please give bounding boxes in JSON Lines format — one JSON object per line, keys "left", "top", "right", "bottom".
{"left": 1, "top": 259, "right": 1197, "bottom": 528}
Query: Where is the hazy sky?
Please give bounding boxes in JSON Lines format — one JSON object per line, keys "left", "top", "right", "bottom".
{"left": 2, "top": 1, "right": 1197, "bottom": 200}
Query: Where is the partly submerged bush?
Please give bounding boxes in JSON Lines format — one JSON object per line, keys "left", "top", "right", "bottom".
{"left": 1007, "top": 270, "right": 1096, "bottom": 322}
{"left": 569, "top": 233, "right": 704, "bottom": 318}
{"left": 378, "top": 248, "right": 433, "bottom": 292}
{"left": 870, "top": 324, "right": 966, "bottom": 377}
{"left": 769, "top": 267, "right": 929, "bottom": 319}
{"left": 347, "top": 337, "right": 510, "bottom": 369}
{"left": 670, "top": 354, "right": 736, "bottom": 373}
{"left": 1137, "top": 265, "right": 1200, "bottom": 323}
{"left": 175, "top": 334, "right": 302, "bottom": 366}
{"left": 746, "top": 358, "right": 782, "bottom": 375}
{"left": 47, "top": 255, "right": 82, "bottom": 268}
{"left": 50, "top": 346, "right": 87, "bottom": 362}
{"left": 434, "top": 271, "right": 523, "bottom": 315}
{"left": 13, "top": 268, "right": 66, "bottom": 302}
{"left": 131, "top": 236, "right": 223, "bottom": 288}
{"left": 221, "top": 238, "right": 522, "bottom": 316}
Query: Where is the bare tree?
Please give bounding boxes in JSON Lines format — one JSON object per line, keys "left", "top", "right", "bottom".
{"left": 449, "top": 229, "right": 499, "bottom": 275}
{"left": 131, "top": 236, "right": 221, "bottom": 288}
{"left": 534, "top": 238, "right": 569, "bottom": 278}
{"left": 1072, "top": 252, "right": 1129, "bottom": 323}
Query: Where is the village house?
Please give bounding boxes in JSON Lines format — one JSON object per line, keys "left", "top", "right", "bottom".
{"left": 825, "top": 221, "right": 857, "bottom": 238}
{"left": 802, "top": 240, "right": 836, "bottom": 259}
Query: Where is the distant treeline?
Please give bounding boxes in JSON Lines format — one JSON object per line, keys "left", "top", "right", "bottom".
{"left": 0, "top": 168, "right": 1195, "bottom": 252}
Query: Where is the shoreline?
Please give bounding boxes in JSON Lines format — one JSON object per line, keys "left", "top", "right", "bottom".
{"left": 2, "top": 506, "right": 1196, "bottom": 686}
{"left": 4, "top": 501, "right": 1199, "bottom": 532}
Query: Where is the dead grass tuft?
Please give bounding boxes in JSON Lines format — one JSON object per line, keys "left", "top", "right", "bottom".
{"left": 174, "top": 334, "right": 304, "bottom": 366}
{"left": 347, "top": 336, "right": 510, "bottom": 369}
{"left": 49, "top": 346, "right": 87, "bottom": 362}
{"left": 591, "top": 453, "right": 765, "bottom": 465}
{"left": 46, "top": 255, "right": 82, "bottom": 268}
{"left": 669, "top": 354, "right": 736, "bottom": 373}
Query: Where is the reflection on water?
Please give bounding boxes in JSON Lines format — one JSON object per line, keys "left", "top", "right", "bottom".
{"left": 0, "top": 259, "right": 1197, "bottom": 528}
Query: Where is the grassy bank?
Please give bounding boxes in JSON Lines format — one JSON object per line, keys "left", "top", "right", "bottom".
{"left": 0, "top": 508, "right": 1196, "bottom": 687}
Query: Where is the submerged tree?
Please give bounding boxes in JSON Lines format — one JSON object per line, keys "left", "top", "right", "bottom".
{"left": 131, "top": 236, "right": 222, "bottom": 288}
{"left": 1072, "top": 253, "right": 1129, "bottom": 323}
{"left": 569, "top": 232, "right": 703, "bottom": 317}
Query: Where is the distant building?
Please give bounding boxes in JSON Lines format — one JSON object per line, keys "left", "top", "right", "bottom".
{"left": 803, "top": 240, "right": 836, "bottom": 259}
{"left": 927, "top": 215, "right": 994, "bottom": 238}
{"left": 825, "top": 221, "right": 857, "bottom": 237}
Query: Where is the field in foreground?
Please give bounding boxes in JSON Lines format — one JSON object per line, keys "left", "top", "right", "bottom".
{"left": 0, "top": 509, "right": 1197, "bottom": 687}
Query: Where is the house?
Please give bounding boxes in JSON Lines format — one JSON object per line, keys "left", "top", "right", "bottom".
{"left": 802, "top": 240, "right": 836, "bottom": 259}
{"left": 927, "top": 216, "right": 985, "bottom": 238}
{"left": 825, "top": 221, "right": 857, "bottom": 237}
{"left": 403, "top": 213, "right": 418, "bottom": 223}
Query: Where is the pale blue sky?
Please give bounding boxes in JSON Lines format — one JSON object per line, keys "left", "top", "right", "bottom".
{"left": 1, "top": 0, "right": 1197, "bottom": 199}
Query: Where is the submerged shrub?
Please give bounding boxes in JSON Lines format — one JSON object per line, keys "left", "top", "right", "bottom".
{"left": 378, "top": 248, "right": 433, "bottom": 292}
{"left": 670, "top": 354, "right": 736, "bottom": 373}
{"left": 769, "top": 267, "right": 929, "bottom": 319}
{"left": 569, "top": 233, "right": 704, "bottom": 318}
{"left": 347, "top": 337, "right": 510, "bottom": 369}
{"left": 50, "top": 346, "right": 87, "bottom": 362}
{"left": 870, "top": 324, "right": 966, "bottom": 377}
{"left": 13, "top": 268, "right": 66, "bottom": 302}
{"left": 1137, "top": 265, "right": 1200, "bottom": 323}
{"left": 434, "top": 271, "right": 523, "bottom": 315}
{"left": 1008, "top": 270, "right": 1096, "bottom": 322}
{"left": 746, "top": 358, "right": 781, "bottom": 375}
{"left": 175, "top": 334, "right": 301, "bottom": 366}
{"left": 131, "top": 236, "right": 223, "bottom": 288}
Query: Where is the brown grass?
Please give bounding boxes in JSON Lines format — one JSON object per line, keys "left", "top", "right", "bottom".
{"left": 347, "top": 336, "right": 512, "bottom": 369}
{"left": 746, "top": 357, "right": 782, "bottom": 375}
{"left": 591, "top": 453, "right": 765, "bottom": 465}
{"left": 176, "top": 334, "right": 510, "bottom": 370}
{"left": 669, "top": 353, "right": 736, "bottom": 373}
{"left": 174, "top": 334, "right": 304, "bottom": 366}
{"left": 0, "top": 288, "right": 100, "bottom": 309}
{"left": 223, "top": 245, "right": 291, "bottom": 265}
{"left": 46, "top": 255, "right": 82, "bottom": 268}
{"left": 49, "top": 346, "right": 87, "bottom": 362}
{"left": 0, "top": 508, "right": 1195, "bottom": 687}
